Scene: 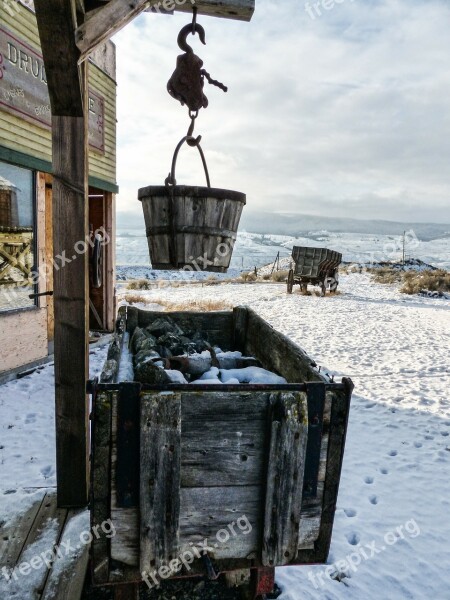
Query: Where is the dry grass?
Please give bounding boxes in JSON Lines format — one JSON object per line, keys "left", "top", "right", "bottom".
{"left": 123, "top": 295, "right": 232, "bottom": 311}
{"left": 240, "top": 271, "right": 257, "bottom": 283}
{"left": 153, "top": 299, "right": 232, "bottom": 312}
{"left": 272, "top": 269, "right": 289, "bottom": 282}
{"left": 123, "top": 293, "right": 150, "bottom": 304}
{"left": 400, "top": 269, "right": 450, "bottom": 295}
{"left": 368, "top": 267, "right": 403, "bottom": 285}
{"left": 127, "top": 279, "right": 153, "bottom": 290}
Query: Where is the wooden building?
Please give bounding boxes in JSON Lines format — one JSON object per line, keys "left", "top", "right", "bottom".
{"left": 0, "top": 1, "right": 118, "bottom": 375}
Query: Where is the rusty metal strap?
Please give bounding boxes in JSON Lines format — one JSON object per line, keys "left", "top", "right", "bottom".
{"left": 146, "top": 225, "right": 238, "bottom": 238}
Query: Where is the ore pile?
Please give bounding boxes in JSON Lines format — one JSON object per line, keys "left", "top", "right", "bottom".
{"left": 129, "top": 316, "right": 286, "bottom": 386}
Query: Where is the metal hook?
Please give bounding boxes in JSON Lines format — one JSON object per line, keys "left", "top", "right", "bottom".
{"left": 191, "top": 6, "right": 197, "bottom": 34}
{"left": 177, "top": 23, "right": 206, "bottom": 54}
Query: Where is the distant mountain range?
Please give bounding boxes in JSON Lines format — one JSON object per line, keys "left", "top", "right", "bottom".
{"left": 117, "top": 210, "right": 450, "bottom": 242}
{"left": 239, "top": 212, "right": 450, "bottom": 241}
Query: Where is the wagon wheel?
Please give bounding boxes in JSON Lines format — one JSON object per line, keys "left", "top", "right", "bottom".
{"left": 287, "top": 269, "right": 294, "bottom": 294}
{"left": 91, "top": 235, "right": 103, "bottom": 289}
{"left": 329, "top": 279, "right": 339, "bottom": 293}
{"left": 320, "top": 280, "right": 326, "bottom": 297}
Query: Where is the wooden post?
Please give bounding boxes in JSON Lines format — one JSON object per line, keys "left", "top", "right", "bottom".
{"left": 52, "top": 108, "right": 89, "bottom": 507}
{"left": 34, "top": 0, "right": 90, "bottom": 508}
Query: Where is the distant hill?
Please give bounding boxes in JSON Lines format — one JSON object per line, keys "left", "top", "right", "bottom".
{"left": 238, "top": 212, "right": 450, "bottom": 242}
{"left": 117, "top": 210, "right": 450, "bottom": 242}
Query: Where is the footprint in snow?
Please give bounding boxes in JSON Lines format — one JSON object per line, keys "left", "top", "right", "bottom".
{"left": 3, "top": 489, "right": 16, "bottom": 495}
{"left": 424, "top": 435, "right": 434, "bottom": 440}
{"left": 369, "top": 495, "right": 378, "bottom": 505}
{"left": 40, "top": 465, "right": 54, "bottom": 479}
{"left": 441, "top": 432, "right": 449, "bottom": 437}
{"left": 414, "top": 442, "right": 423, "bottom": 448}
{"left": 364, "top": 476, "right": 374, "bottom": 484}
{"left": 344, "top": 508, "right": 357, "bottom": 518}
{"left": 388, "top": 450, "right": 398, "bottom": 457}
{"left": 346, "top": 532, "right": 361, "bottom": 546}
{"left": 25, "top": 413, "right": 37, "bottom": 424}
{"left": 380, "top": 468, "right": 389, "bottom": 475}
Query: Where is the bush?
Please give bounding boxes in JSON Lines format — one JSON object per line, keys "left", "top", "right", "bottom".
{"left": 240, "top": 271, "right": 257, "bottom": 282}
{"left": 272, "top": 270, "right": 289, "bottom": 282}
{"left": 368, "top": 267, "right": 402, "bottom": 285}
{"left": 262, "top": 273, "right": 272, "bottom": 281}
{"left": 127, "top": 279, "right": 152, "bottom": 290}
{"left": 400, "top": 269, "right": 450, "bottom": 295}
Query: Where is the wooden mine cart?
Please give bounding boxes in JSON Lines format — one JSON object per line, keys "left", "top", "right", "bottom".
{"left": 88, "top": 306, "right": 353, "bottom": 598}
{"left": 287, "top": 246, "right": 342, "bottom": 296}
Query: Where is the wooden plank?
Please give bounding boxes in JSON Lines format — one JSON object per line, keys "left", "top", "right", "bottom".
{"left": 245, "top": 308, "right": 324, "bottom": 383}
{"left": 45, "top": 181, "right": 54, "bottom": 344}
{"left": 76, "top": 0, "right": 255, "bottom": 62}
{"left": 41, "top": 509, "right": 90, "bottom": 600}
{"left": 34, "top": 0, "right": 84, "bottom": 116}
{"left": 116, "top": 383, "right": 140, "bottom": 507}
{"left": 91, "top": 390, "right": 113, "bottom": 584}
{"left": 0, "top": 490, "right": 46, "bottom": 570}
{"left": 296, "top": 380, "right": 353, "bottom": 564}
{"left": 51, "top": 67, "right": 90, "bottom": 507}
{"left": 181, "top": 392, "right": 269, "bottom": 487}
{"left": 104, "top": 192, "right": 116, "bottom": 332}
{"left": 233, "top": 305, "right": 248, "bottom": 352}
{"left": 140, "top": 393, "right": 182, "bottom": 573}
{"left": 114, "top": 584, "right": 140, "bottom": 600}
{"left": 0, "top": 491, "right": 69, "bottom": 599}
{"left": 111, "top": 391, "right": 140, "bottom": 568}
{"left": 262, "top": 392, "right": 308, "bottom": 567}
{"left": 302, "top": 383, "right": 326, "bottom": 498}
{"left": 179, "top": 485, "right": 262, "bottom": 560}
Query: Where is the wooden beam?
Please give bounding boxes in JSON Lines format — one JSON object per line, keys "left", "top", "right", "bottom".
{"left": 51, "top": 107, "right": 90, "bottom": 508}
{"left": 34, "top": 0, "right": 90, "bottom": 508}
{"left": 76, "top": 0, "right": 255, "bottom": 62}
{"left": 34, "top": 0, "right": 84, "bottom": 116}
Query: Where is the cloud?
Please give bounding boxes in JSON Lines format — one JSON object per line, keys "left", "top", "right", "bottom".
{"left": 113, "top": 0, "right": 450, "bottom": 224}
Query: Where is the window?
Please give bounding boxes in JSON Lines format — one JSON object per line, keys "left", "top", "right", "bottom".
{"left": 0, "top": 162, "right": 36, "bottom": 312}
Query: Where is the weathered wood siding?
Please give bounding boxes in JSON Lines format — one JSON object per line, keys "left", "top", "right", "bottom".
{"left": 0, "top": 5, "right": 116, "bottom": 187}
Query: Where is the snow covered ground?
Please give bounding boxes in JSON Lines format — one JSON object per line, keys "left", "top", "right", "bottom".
{"left": 117, "top": 229, "right": 450, "bottom": 273}
{"left": 1, "top": 272, "right": 449, "bottom": 598}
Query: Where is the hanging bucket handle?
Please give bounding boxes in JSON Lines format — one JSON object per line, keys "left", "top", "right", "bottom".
{"left": 165, "top": 134, "right": 211, "bottom": 188}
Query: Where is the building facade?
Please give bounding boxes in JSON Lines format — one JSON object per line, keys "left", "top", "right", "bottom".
{"left": 0, "top": 2, "right": 117, "bottom": 374}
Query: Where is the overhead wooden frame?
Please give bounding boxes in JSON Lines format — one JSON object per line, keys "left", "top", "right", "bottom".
{"left": 75, "top": 0, "right": 255, "bottom": 62}
{"left": 32, "top": 0, "right": 255, "bottom": 510}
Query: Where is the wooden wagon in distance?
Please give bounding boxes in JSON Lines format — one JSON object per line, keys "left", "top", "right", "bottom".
{"left": 287, "top": 246, "right": 343, "bottom": 296}
{"left": 89, "top": 306, "right": 353, "bottom": 598}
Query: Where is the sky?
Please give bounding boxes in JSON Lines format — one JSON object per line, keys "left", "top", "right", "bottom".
{"left": 113, "top": 0, "right": 450, "bottom": 226}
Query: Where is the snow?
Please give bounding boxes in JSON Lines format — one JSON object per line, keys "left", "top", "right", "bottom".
{"left": 0, "top": 343, "right": 107, "bottom": 526}
{"left": 116, "top": 272, "right": 450, "bottom": 598}
{"left": 166, "top": 370, "right": 188, "bottom": 384}
{"left": 220, "top": 367, "right": 287, "bottom": 385}
{"left": 1, "top": 269, "right": 449, "bottom": 599}
{"left": 117, "top": 332, "right": 134, "bottom": 381}
{"left": 116, "top": 229, "right": 450, "bottom": 272}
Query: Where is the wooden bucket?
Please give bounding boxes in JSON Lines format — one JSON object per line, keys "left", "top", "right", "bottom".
{"left": 138, "top": 135, "right": 246, "bottom": 272}
{"left": 139, "top": 185, "right": 246, "bottom": 272}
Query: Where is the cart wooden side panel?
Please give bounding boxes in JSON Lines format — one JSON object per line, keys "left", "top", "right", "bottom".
{"left": 90, "top": 306, "right": 352, "bottom": 585}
